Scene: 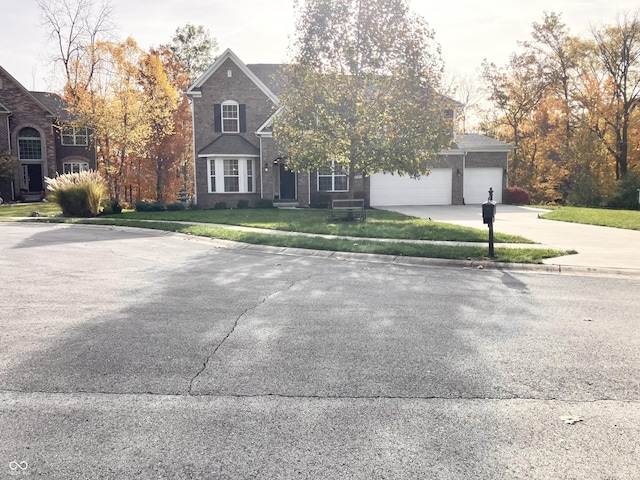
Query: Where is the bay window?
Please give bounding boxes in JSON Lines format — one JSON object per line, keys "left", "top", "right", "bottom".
{"left": 207, "top": 158, "right": 256, "bottom": 193}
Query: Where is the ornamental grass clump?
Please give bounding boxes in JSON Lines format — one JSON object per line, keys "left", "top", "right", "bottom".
{"left": 45, "top": 170, "right": 107, "bottom": 217}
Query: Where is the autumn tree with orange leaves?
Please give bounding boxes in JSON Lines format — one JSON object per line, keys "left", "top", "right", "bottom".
{"left": 38, "top": 0, "right": 207, "bottom": 206}
{"left": 481, "top": 11, "right": 640, "bottom": 206}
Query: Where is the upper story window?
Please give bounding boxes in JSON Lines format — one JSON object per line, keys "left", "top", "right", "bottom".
{"left": 18, "top": 127, "right": 42, "bottom": 160}
{"left": 61, "top": 127, "right": 88, "bottom": 146}
{"left": 318, "top": 160, "right": 348, "bottom": 192}
{"left": 222, "top": 101, "right": 239, "bottom": 133}
{"left": 214, "top": 102, "right": 246, "bottom": 133}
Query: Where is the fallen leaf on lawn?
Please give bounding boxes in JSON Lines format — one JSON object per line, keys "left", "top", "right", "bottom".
{"left": 560, "top": 416, "right": 583, "bottom": 425}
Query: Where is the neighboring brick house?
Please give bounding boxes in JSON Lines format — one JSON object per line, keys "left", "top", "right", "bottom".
{"left": 0, "top": 65, "right": 96, "bottom": 202}
{"left": 187, "top": 49, "right": 512, "bottom": 208}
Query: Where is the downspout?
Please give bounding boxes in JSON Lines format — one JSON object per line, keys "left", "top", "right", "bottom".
{"left": 462, "top": 151, "right": 467, "bottom": 205}
{"left": 190, "top": 98, "right": 198, "bottom": 205}
{"left": 308, "top": 172, "right": 311, "bottom": 207}
{"left": 258, "top": 135, "right": 264, "bottom": 199}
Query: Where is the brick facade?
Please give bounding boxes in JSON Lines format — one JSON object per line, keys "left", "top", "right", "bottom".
{"left": 188, "top": 50, "right": 512, "bottom": 208}
{"left": 0, "top": 66, "right": 95, "bottom": 201}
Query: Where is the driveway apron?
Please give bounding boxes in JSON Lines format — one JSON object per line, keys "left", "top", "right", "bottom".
{"left": 382, "top": 205, "right": 640, "bottom": 270}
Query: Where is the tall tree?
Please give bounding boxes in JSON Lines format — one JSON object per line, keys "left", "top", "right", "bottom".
{"left": 482, "top": 52, "right": 549, "bottom": 188}
{"left": 37, "top": 0, "right": 113, "bottom": 100}
{"left": 590, "top": 11, "right": 640, "bottom": 179}
{"left": 165, "top": 23, "right": 217, "bottom": 83}
{"left": 273, "top": 0, "right": 452, "bottom": 198}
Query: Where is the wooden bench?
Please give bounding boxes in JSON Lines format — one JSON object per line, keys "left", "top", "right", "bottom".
{"left": 329, "top": 199, "right": 366, "bottom": 221}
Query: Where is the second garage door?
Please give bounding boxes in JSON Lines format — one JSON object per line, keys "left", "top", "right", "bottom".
{"left": 464, "top": 168, "right": 503, "bottom": 204}
{"left": 370, "top": 168, "right": 452, "bottom": 206}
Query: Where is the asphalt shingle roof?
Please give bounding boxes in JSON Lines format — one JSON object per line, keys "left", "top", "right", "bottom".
{"left": 247, "top": 64, "right": 286, "bottom": 96}
{"left": 198, "top": 134, "right": 260, "bottom": 157}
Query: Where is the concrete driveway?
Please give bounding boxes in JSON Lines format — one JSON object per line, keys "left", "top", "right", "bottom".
{"left": 383, "top": 205, "right": 640, "bottom": 271}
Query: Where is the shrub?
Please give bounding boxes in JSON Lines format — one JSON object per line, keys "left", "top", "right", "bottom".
{"left": 257, "top": 199, "right": 274, "bottom": 209}
{"left": 166, "top": 202, "right": 186, "bottom": 211}
{"left": 236, "top": 199, "right": 250, "bottom": 209}
{"left": 101, "top": 199, "right": 123, "bottom": 215}
{"left": 135, "top": 201, "right": 165, "bottom": 212}
{"left": 45, "top": 170, "right": 107, "bottom": 217}
{"left": 312, "top": 194, "right": 331, "bottom": 208}
{"left": 504, "top": 187, "right": 530, "bottom": 205}
{"left": 607, "top": 172, "right": 640, "bottom": 210}
{"left": 214, "top": 201, "right": 227, "bottom": 210}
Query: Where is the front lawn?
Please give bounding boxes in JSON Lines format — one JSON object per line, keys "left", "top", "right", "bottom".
{"left": 109, "top": 207, "right": 531, "bottom": 243}
{"left": 59, "top": 218, "right": 567, "bottom": 264}
{"left": 2, "top": 203, "right": 573, "bottom": 263}
{"left": 540, "top": 206, "right": 640, "bottom": 230}
{"left": 0, "top": 202, "right": 61, "bottom": 217}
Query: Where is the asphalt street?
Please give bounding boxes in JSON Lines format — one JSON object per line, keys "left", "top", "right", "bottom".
{"left": 1, "top": 223, "right": 639, "bottom": 479}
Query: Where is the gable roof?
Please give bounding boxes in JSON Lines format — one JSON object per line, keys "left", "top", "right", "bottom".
{"left": 454, "top": 133, "right": 514, "bottom": 151}
{"left": 246, "top": 64, "right": 286, "bottom": 96}
{"left": 0, "top": 65, "right": 56, "bottom": 117}
{"left": 198, "top": 134, "right": 260, "bottom": 157}
{"left": 30, "top": 91, "right": 74, "bottom": 122}
{"left": 187, "top": 49, "right": 280, "bottom": 106}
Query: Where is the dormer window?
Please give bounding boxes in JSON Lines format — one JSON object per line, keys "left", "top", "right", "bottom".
{"left": 222, "top": 101, "right": 239, "bottom": 133}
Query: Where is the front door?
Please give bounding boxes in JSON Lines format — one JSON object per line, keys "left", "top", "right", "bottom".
{"left": 22, "top": 163, "right": 43, "bottom": 192}
{"left": 279, "top": 163, "right": 297, "bottom": 200}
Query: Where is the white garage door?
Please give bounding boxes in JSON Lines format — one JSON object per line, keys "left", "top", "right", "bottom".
{"left": 370, "top": 169, "right": 452, "bottom": 206}
{"left": 464, "top": 168, "right": 503, "bottom": 204}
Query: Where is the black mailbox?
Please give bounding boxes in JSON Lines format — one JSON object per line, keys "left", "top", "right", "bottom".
{"left": 482, "top": 201, "right": 496, "bottom": 224}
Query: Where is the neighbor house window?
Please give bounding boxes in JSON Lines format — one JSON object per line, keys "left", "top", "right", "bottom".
{"left": 63, "top": 162, "right": 89, "bottom": 174}
{"left": 222, "top": 101, "right": 239, "bottom": 133}
{"left": 318, "top": 160, "right": 348, "bottom": 192}
{"left": 18, "top": 127, "right": 42, "bottom": 160}
{"left": 61, "top": 127, "right": 88, "bottom": 146}
{"left": 208, "top": 158, "right": 255, "bottom": 193}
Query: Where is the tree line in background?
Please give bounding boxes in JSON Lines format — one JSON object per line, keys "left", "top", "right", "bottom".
{"left": 36, "top": 1, "right": 640, "bottom": 209}
{"left": 38, "top": 0, "right": 217, "bottom": 206}
{"left": 479, "top": 11, "right": 640, "bottom": 208}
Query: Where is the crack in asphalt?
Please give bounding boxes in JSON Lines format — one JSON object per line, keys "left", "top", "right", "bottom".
{"left": 1, "top": 388, "right": 639, "bottom": 405}
{"left": 186, "top": 275, "right": 312, "bottom": 395}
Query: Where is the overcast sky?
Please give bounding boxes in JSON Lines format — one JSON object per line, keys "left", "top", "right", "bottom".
{"left": 2, "top": 0, "right": 639, "bottom": 92}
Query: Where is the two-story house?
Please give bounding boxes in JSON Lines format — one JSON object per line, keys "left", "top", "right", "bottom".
{"left": 0, "top": 65, "right": 96, "bottom": 202}
{"left": 187, "top": 49, "right": 511, "bottom": 208}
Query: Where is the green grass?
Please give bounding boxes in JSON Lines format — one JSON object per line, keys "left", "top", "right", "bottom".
{"left": 540, "top": 206, "right": 640, "bottom": 230}
{"left": 31, "top": 217, "right": 566, "bottom": 264}
{"left": 0, "top": 202, "right": 62, "bottom": 217}
{"left": 105, "top": 208, "right": 531, "bottom": 243}
{"left": 2, "top": 202, "right": 572, "bottom": 263}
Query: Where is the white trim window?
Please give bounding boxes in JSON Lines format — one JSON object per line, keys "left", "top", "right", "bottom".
{"left": 63, "top": 161, "right": 89, "bottom": 174}
{"left": 61, "top": 127, "right": 88, "bottom": 146}
{"left": 18, "top": 127, "right": 42, "bottom": 160}
{"left": 208, "top": 158, "right": 255, "bottom": 193}
{"left": 318, "top": 160, "right": 348, "bottom": 192}
{"left": 221, "top": 101, "right": 239, "bottom": 133}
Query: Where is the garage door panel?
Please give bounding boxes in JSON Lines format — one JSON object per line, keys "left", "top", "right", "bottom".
{"left": 464, "top": 168, "right": 503, "bottom": 204}
{"left": 370, "top": 169, "right": 452, "bottom": 206}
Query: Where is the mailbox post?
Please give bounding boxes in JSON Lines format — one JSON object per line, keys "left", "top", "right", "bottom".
{"left": 482, "top": 187, "right": 497, "bottom": 257}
